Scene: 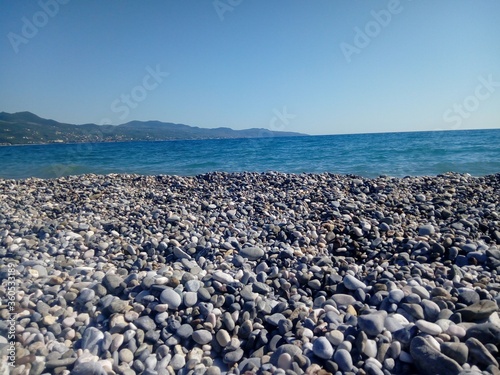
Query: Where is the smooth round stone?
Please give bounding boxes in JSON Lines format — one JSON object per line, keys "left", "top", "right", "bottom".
{"left": 415, "top": 320, "right": 442, "bottom": 335}
{"left": 426, "top": 336, "right": 441, "bottom": 351}
{"left": 389, "top": 341, "right": 401, "bottom": 359}
{"left": 446, "top": 324, "right": 466, "bottom": 338}
{"left": 216, "top": 329, "right": 231, "bottom": 347}
{"left": 384, "top": 358, "right": 395, "bottom": 371}
{"left": 458, "top": 300, "right": 498, "bottom": 321}
{"left": 332, "top": 294, "right": 357, "bottom": 307}
{"left": 312, "top": 337, "right": 334, "bottom": 359}
{"left": 308, "top": 279, "right": 322, "bottom": 290}
{"left": 72, "top": 362, "right": 107, "bottom": 375}
{"left": 110, "top": 335, "right": 124, "bottom": 352}
{"left": 224, "top": 348, "right": 244, "bottom": 364}
{"left": 278, "top": 319, "right": 293, "bottom": 335}
{"left": 197, "top": 288, "right": 212, "bottom": 302}
{"left": 222, "top": 313, "right": 235, "bottom": 331}
{"left": 326, "top": 330, "right": 344, "bottom": 346}
{"left": 418, "top": 225, "right": 435, "bottom": 236}
{"left": 338, "top": 341, "right": 352, "bottom": 352}
{"left": 384, "top": 316, "right": 404, "bottom": 333}
{"left": 170, "top": 354, "right": 186, "bottom": 370}
{"left": 421, "top": 300, "right": 440, "bottom": 321}
{"left": 343, "top": 275, "right": 366, "bottom": 290}
{"left": 212, "top": 271, "right": 234, "bottom": 284}
{"left": 365, "top": 357, "right": 383, "bottom": 370}
{"left": 461, "top": 243, "right": 477, "bottom": 253}
{"left": 441, "top": 342, "right": 469, "bottom": 365}
{"left": 389, "top": 290, "right": 405, "bottom": 304}
{"left": 435, "top": 319, "right": 452, "bottom": 332}
{"left": 358, "top": 311, "right": 387, "bottom": 336}
{"left": 177, "top": 324, "right": 193, "bottom": 339}
{"left": 185, "top": 280, "right": 201, "bottom": 292}
{"left": 134, "top": 316, "right": 156, "bottom": 332}
{"left": 240, "top": 247, "right": 265, "bottom": 260}
{"left": 465, "top": 338, "right": 498, "bottom": 368}
{"left": 277, "top": 353, "right": 292, "bottom": 370}
{"left": 239, "top": 320, "right": 253, "bottom": 338}
{"left": 119, "top": 348, "right": 134, "bottom": 363}
{"left": 314, "top": 296, "right": 326, "bottom": 308}
{"left": 155, "top": 312, "right": 169, "bottom": 325}
{"left": 62, "top": 317, "right": 75, "bottom": 327}
{"left": 81, "top": 327, "right": 104, "bottom": 354}
{"left": 109, "top": 299, "right": 129, "bottom": 314}
{"left": 193, "top": 330, "right": 212, "bottom": 345}
{"left": 78, "top": 288, "right": 95, "bottom": 303}
{"left": 392, "top": 313, "right": 410, "bottom": 325}
{"left": 410, "top": 336, "right": 462, "bottom": 374}
{"left": 365, "top": 361, "right": 384, "bottom": 375}
{"left": 411, "top": 285, "right": 430, "bottom": 300}
{"left": 184, "top": 292, "right": 198, "bottom": 307}
{"left": 32, "top": 265, "right": 48, "bottom": 277}
{"left": 364, "top": 339, "right": 377, "bottom": 358}
{"left": 266, "top": 313, "right": 286, "bottom": 327}
{"left": 334, "top": 349, "right": 353, "bottom": 372}
{"left": 160, "top": 288, "right": 182, "bottom": 309}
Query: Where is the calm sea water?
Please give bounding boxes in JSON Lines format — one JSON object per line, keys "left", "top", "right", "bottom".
{"left": 0, "top": 129, "right": 498, "bottom": 180}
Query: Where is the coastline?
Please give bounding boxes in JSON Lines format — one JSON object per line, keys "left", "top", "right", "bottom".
{"left": 1, "top": 172, "right": 499, "bottom": 374}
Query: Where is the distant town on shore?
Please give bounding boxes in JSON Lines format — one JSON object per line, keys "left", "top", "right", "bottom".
{"left": 0, "top": 111, "right": 306, "bottom": 146}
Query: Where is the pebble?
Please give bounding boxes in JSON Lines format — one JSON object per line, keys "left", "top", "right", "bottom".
{"left": 466, "top": 337, "right": 499, "bottom": 368}
{"left": 410, "top": 336, "right": 462, "bottom": 375}
{"left": 240, "top": 246, "right": 265, "bottom": 260}
{"left": 312, "top": 337, "right": 334, "bottom": 359}
{"left": 441, "top": 342, "right": 469, "bottom": 365}
{"left": 192, "top": 330, "right": 212, "bottom": 345}
{"left": 119, "top": 348, "right": 134, "bottom": 363}
{"left": 72, "top": 362, "right": 107, "bottom": 375}
{"left": 418, "top": 224, "right": 435, "bottom": 236}
{"left": 134, "top": 316, "right": 156, "bottom": 331}
{"left": 458, "top": 300, "right": 498, "bottom": 321}
{"left": 334, "top": 348, "right": 353, "bottom": 372}
{"left": 343, "top": 274, "right": 367, "bottom": 290}
{"left": 358, "top": 311, "right": 387, "bottom": 336}
{"left": 216, "top": 329, "right": 231, "bottom": 347}
{"left": 415, "top": 320, "right": 443, "bottom": 335}
{"left": 212, "top": 270, "right": 234, "bottom": 284}
{"left": 326, "top": 330, "right": 344, "bottom": 346}
{"left": 160, "top": 288, "right": 182, "bottom": 309}
{"left": 170, "top": 353, "right": 186, "bottom": 370}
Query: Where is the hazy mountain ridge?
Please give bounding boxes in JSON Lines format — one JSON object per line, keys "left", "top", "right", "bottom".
{"left": 0, "top": 112, "right": 306, "bottom": 145}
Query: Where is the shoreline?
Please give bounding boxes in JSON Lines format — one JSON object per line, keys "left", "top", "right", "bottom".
{"left": 1, "top": 172, "right": 499, "bottom": 374}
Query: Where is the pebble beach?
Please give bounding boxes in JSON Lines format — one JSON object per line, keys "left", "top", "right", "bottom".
{"left": 1, "top": 172, "right": 499, "bottom": 375}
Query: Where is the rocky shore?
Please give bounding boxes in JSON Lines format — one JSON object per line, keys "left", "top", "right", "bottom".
{"left": 0, "top": 172, "right": 499, "bottom": 375}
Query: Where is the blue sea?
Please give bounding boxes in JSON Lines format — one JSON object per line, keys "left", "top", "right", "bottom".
{"left": 0, "top": 129, "right": 498, "bottom": 180}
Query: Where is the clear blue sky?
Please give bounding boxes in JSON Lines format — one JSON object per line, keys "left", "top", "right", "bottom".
{"left": 1, "top": 0, "right": 499, "bottom": 134}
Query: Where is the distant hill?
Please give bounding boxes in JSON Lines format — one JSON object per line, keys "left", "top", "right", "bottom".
{"left": 0, "top": 112, "right": 306, "bottom": 145}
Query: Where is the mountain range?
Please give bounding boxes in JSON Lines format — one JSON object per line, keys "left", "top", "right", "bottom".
{"left": 0, "top": 111, "right": 306, "bottom": 145}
